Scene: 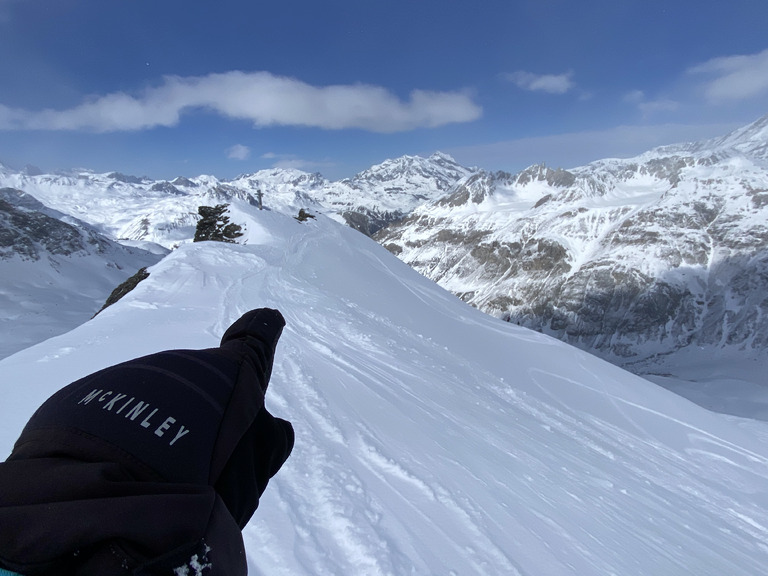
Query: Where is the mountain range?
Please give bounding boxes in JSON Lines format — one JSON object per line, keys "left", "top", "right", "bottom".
{"left": 377, "top": 115, "right": 768, "bottom": 382}
{"left": 1, "top": 115, "right": 767, "bottom": 412}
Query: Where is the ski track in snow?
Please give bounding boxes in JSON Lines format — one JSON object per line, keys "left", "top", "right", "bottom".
{"left": 2, "top": 211, "right": 768, "bottom": 575}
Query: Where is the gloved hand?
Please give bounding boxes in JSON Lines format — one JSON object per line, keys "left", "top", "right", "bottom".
{"left": 215, "top": 308, "right": 294, "bottom": 528}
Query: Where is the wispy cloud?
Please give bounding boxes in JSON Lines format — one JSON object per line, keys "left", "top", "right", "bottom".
{"left": 226, "top": 144, "right": 251, "bottom": 160}
{"left": 688, "top": 48, "right": 768, "bottom": 103}
{"left": 624, "top": 90, "right": 679, "bottom": 116}
{"left": 0, "top": 71, "right": 482, "bottom": 133}
{"left": 261, "top": 152, "right": 336, "bottom": 173}
{"left": 502, "top": 71, "right": 575, "bottom": 95}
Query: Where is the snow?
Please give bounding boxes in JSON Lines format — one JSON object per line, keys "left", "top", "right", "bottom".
{"left": 2, "top": 210, "right": 768, "bottom": 575}
{"left": 0, "top": 236, "right": 163, "bottom": 360}
{"left": 638, "top": 346, "right": 768, "bottom": 421}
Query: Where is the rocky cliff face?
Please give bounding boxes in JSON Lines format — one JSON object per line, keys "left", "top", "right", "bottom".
{"left": 375, "top": 116, "right": 768, "bottom": 368}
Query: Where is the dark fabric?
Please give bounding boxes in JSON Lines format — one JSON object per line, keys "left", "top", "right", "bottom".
{"left": 215, "top": 407, "right": 295, "bottom": 529}
{"left": 0, "top": 308, "right": 294, "bottom": 576}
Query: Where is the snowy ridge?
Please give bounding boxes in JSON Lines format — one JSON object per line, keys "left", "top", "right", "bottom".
{"left": 0, "top": 169, "right": 267, "bottom": 248}
{"left": 259, "top": 152, "right": 475, "bottom": 234}
{"left": 2, "top": 211, "right": 768, "bottom": 574}
{"left": 692, "top": 113, "right": 768, "bottom": 162}
{"left": 0, "top": 152, "right": 473, "bottom": 365}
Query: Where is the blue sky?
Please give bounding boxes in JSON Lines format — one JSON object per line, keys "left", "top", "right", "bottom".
{"left": 1, "top": 0, "right": 768, "bottom": 180}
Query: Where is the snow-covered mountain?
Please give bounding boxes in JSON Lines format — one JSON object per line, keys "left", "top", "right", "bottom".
{"left": 0, "top": 187, "right": 164, "bottom": 359}
{"left": 2, "top": 210, "right": 768, "bottom": 575}
{"left": 376, "top": 115, "right": 768, "bottom": 388}
{"left": 0, "top": 167, "right": 268, "bottom": 249}
{"left": 0, "top": 151, "right": 472, "bottom": 359}
{"left": 0, "top": 152, "right": 471, "bottom": 247}
{"left": 688, "top": 112, "right": 768, "bottom": 160}
{"left": 3, "top": 120, "right": 768, "bottom": 411}
{"left": 325, "top": 151, "right": 475, "bottom": 234}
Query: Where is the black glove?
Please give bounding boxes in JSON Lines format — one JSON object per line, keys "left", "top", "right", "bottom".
{"left": 215, "top": 308, "right": 294, "bottom": 528}
{"left": 215, "top": 407, "right": 294, "bottom": 528}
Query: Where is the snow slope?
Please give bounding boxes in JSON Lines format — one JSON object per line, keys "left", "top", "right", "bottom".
{"left": 0, "top": 188, "right": 165, "bottom": 359}
{"left": 2, "top": 211, "right": 768, "bottom": 575}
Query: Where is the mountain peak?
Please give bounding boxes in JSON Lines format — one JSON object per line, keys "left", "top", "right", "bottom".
{"left": 378, "top": 115, "right": 768, "bottom": 395}
{"left": 428, "top": 150, "right": 459, "bottom": 163}
{"left": 348, "top": 152, "right": 475, "bottom": 189}
{"left": 725, "top": 112, "right": 768, "bottom": 142}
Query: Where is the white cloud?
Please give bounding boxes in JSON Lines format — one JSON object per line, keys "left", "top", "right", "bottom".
{"left": 688, "top": 48, "right": 768, "bottom": 102}
{"left": 503, "top": 71, "right": 575, "bottom": 94}
{"left": 0, "top": 71, "right": 482, "bottom": 133}
{"left": 226, "top": 144, "right": 251, "bottom": 160}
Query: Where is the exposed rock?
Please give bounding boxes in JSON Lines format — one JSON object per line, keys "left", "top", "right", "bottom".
{"left": 94, "top": 267, "right": 150, "bottom": 316}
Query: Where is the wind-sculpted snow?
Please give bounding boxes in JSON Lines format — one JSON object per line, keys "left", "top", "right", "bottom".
{"left": 2, "top": 212, "right": 768, "bottom": 575}
{"left": 0, "top": 151, "right": 475, "bottom": 369}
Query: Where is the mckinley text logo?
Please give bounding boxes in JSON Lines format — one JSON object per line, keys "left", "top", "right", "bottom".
{"left": 78, "top": 389, "right": 191, "bottom": 447}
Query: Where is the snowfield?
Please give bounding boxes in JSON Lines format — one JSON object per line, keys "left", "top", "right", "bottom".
{"left": 2, "top": 211, "right": 768, "bottom": 575}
